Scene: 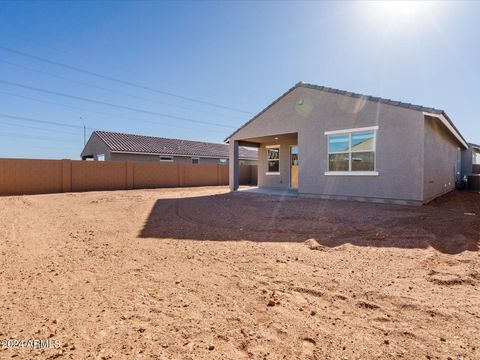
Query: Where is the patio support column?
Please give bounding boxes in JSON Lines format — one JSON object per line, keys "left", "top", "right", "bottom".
{"left": 229, "top": 140, "right": 239, "bottom": 191}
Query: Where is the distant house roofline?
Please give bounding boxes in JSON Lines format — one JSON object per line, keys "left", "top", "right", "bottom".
{"left": 83, "top": 131, "right": 258, "bottom": 160}
{"left": 224, "top": 82, "right": 469, "bottom": 149}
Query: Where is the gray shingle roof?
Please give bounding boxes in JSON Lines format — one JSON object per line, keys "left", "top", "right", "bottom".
{"left": 94, "top": 131, "right": 257, "bottom": 160}
{"left": 225, "top": 82, "right": 468, "bottom": 148}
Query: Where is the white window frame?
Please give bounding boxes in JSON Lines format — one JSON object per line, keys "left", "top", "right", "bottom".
{"left": 325, "top": 126, "right": 379, "bottom": 176}
{"left": 97, "top": 154, "right": 105, "bottom": 161}
{"left": 159, "top": 156, "right": 173, "bottom": 162}
{"left": 266, "top": 145, "right": 280, "bottom": 175}
{"left": 191, "top": 157, "right": 200, "bottom": 164}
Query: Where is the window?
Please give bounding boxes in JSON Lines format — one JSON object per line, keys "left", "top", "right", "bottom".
{"left": 97, "top": 154, "right": 105, "bottom": 161}
{"left": 159, "top": 156, "right": 173, "bottom": 162}
{"left": 326, "top": 127, "right": 377, "bottom": 175}
{"left": 474, "top": 151, "right": 480, "bottom": 165}
{"left": 328, "top": 134, "right": 349, "bottom": 171}
{"left": 191, "top": 158, "right": 199, "bottom": 164}
{"left": 219, "top": 159, "right": 227, "bottom": 165}
{"left": 266, "top": 146, "right": 280, "bottom": 174}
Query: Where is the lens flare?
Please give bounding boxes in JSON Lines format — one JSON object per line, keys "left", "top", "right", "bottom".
{"left": 364, "top": 0, "right": 431, "bottom": 25}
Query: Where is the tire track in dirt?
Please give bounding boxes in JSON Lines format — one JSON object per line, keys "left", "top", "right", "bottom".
{"left": 1, "top": 188, "right": 479, "bottom": 359}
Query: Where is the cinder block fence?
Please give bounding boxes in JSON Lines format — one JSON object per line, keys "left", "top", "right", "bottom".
{"left": 0, "top": 158, "right": 256, "bottom": 196}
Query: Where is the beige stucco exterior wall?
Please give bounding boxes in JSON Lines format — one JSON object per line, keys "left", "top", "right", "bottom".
{"left": 110, "top": 152, "right": 256, "bottom": 165}
{"left": 462, "top": 149, "right": 473, "bottom": 175}
{"left": 111, "top": 152, "right": 222, "bottom": 164}
{"left": 423, "top": 116, "right": 461, "bottom": 201}
{"left": 80, "top": 133, "right": 112, "bottom": 160}
{"left": 230, "top": 86, "right": 440, "bottom": 203}
{"left": 461, "top": 147, "right": 480, "bottom": 175}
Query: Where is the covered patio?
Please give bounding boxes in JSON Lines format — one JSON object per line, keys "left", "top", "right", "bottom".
{"left": 229, "top": 132, "right": 298, "bottom": 192}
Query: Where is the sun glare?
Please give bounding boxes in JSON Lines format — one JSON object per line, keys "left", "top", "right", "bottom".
{"left": 365, "top": 0, "right": 431, "bottom": 25}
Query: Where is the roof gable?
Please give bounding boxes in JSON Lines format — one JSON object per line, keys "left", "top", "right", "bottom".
{"left": 225, "top": 82, "right": 467, "bottom": 149}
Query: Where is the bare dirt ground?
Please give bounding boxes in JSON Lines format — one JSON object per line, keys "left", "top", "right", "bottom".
{"left": 0, "top": 186, "right": 479, "bottom": 360}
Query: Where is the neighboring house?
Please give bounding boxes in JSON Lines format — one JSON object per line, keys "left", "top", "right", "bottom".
{"left": 463, "top": 143, "right": 480, "bottom": 175}
{"left": 81, "top": 131, "right": 257, "bottom": 165}
{"left": 473, "top": 144, "right": 480, "bottom": 165}
{"left": 226, "top": 82, "right": 471, "bottom": 205}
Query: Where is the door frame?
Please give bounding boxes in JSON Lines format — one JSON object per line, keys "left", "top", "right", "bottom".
{"left": 289, "top": 145, "right": 298, "bottom": 189}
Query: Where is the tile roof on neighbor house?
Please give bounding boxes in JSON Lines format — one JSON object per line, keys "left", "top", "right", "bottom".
{"left": 225, "top": 82, "right": 468, "bottom": 148}
{"left": 469, "top": 143, "right": 480, "bottom": 149}
{"left": 93, "top": 131, "right": 258, "bottom": 160}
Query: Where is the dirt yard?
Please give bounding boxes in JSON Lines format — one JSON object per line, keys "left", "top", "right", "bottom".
{"left": 0, "top": 186, "right": 479, "bottom": 359}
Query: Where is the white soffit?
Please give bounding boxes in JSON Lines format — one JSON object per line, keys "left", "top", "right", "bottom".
{"left": 423, "top": 112, "right": 468, "bottom": 149}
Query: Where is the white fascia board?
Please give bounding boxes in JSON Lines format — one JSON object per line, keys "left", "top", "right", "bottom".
{"left": 423, "top": 112, "right": 469, "bottom": 149}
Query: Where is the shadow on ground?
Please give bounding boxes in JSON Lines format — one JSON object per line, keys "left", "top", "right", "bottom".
{"left": 139, "top": 190, "right": 480, "bottom": 254}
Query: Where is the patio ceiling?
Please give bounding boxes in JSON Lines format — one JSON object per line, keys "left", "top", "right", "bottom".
{"left": 237, "top": 132, "right": 298, "bottom": 146}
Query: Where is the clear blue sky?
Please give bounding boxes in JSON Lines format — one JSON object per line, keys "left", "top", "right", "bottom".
{"left": 0, "top": 1, "right": 478, "bottom": 159}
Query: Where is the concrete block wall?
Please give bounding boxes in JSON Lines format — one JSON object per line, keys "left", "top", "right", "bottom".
{"left": 0, "top": 158, "right": 257, "bottom": 196}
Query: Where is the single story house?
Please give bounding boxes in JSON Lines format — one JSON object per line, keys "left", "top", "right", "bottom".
{"left": 472, "top": 144, "right": 480, "bottom": 166}
{"left": 463, "top": 143, "right": 480, "bottom": 175}
{"left": 465, "top": 143, "right": 480, "bottom": 190}
{"left": 226, "top": 82, "right": 472, "bottom": 205}
{"left": 81, "top": 131, "right": 257, "bottom": 165}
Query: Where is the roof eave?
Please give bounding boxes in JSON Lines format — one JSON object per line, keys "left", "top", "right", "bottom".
{"left": 423, "top": 111, "right": 469, "bottom": 150}
{"left": 225, "top": 82, "right": 468, "bottom": 151}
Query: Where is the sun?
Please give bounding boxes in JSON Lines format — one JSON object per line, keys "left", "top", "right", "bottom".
{"left": 364, "top": 0, "right": 431, "bottom": 25}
